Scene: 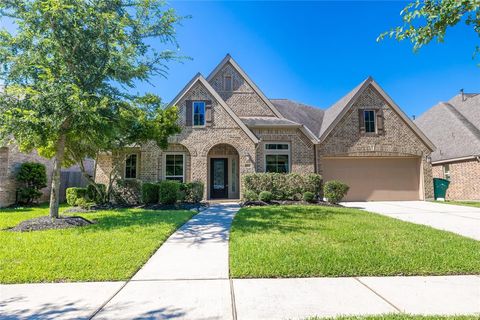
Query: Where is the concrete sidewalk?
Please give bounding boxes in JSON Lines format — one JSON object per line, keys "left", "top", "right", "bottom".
{"left": 2, "top": 203, "right": 480, "bottom": 320}
{"left": 343, "top": 201, "right": 480, "bottom": 240}
{"left": 93, "top": 202, "right": 240, "bottom": 319}
{"left": 2, "top": 275, "right": 479, "bottom": 319}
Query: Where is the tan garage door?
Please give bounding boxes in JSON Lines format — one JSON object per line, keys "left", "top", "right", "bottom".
{"left": 323, "top": 157, "right": 421, "bottom": 201}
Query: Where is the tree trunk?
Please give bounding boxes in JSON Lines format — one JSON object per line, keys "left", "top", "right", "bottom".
{"left": 49, "top": 133, "right": 67, "bottom": 219}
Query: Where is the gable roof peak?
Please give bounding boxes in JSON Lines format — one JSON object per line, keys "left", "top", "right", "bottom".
{"left": 206, "top": 54, "right": 285, "bottom": 118}
{"left": 319, "top": 77, "right": 435, "bottom": 151}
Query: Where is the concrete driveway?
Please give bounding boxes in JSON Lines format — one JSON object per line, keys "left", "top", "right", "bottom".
{"left": 342, "top": 201, "right": 480, "bottom": 241}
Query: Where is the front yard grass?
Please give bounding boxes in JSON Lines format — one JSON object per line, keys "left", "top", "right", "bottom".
{"left": 435, "top": 201, "right": 480, "bottom": 209}
{"left": 309, "top": 315, "right": 479, "bottom": 320}
{"left": 230, "top": 205, "right": 480, "bottom": 278}
{"left": 0, "top": 205, "right": 194, "bottom": 284}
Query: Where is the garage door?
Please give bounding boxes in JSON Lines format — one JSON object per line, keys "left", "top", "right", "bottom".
{"left": 322, "top": 157, "right": 421, "bottom": 201}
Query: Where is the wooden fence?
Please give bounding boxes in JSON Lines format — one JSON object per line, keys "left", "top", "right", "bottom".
{"left": 59, "top": 171, "right": 89, "bottom": 203}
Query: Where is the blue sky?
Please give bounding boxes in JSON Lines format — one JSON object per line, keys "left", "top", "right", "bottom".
{"left": 1, "top": 1, "right": 479, "bottom": 117}
{"left": 154, "top": 1, "right": 479, "bottom": 117}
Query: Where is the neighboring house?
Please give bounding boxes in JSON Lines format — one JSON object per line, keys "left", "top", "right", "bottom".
{"left": 0, "top": 144, "right": 54, "bottom": 207}
{"left": 95, "top": 54, "right": 435, "bottom": 201}
{"left": 415, "top": 93, "right": 480, "bottom": 200}
{"left": 0, "top": 143, "right": 95, "bottom": 207}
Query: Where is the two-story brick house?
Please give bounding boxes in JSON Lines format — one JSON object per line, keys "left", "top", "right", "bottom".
{"left": 95, "top": 54, "right": 435, "bottom": 201}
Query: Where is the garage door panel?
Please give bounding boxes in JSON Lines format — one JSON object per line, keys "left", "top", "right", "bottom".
{"left": 323, "top": 157, "right": 421, "bottom": 201}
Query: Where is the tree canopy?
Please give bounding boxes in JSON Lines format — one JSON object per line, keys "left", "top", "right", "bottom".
{"left": 378, "top": 0, "right": 480, "bottom": 55}
{"left": 0, "top": 0, "right": 183, "bottom": 217}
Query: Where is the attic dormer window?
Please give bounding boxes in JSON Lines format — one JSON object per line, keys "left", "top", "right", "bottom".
{"left": 224, "top": 75, "right": 232, "bottom": 91}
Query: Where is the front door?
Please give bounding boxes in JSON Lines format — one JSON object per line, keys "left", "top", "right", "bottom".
{"left": 210, "top": 158, "right": 228, "bottom": 199}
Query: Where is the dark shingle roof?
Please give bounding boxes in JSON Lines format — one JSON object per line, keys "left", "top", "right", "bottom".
{"left": 415, "top": 99, "right": 480, "bottom": 162}
{"left": 448, "top": 94, "right": 480, "bottom": 131}
{"left": 270, "top": 99, "right": 324, "bottom": 135}
{"left": 240, "top": 116, "right": 301, "bottom": 127}
{"left": 319, "top": 78, "right": 369, "bottom": 137}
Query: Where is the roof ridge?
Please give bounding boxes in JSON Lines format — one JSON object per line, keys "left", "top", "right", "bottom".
{"left": 443, "top": 102, "right": 480, "bottom": 141}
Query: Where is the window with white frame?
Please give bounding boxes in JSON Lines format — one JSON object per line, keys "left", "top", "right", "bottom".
{"left": 125, "top": 154, "right": 138, "bottom": 179}
{"left": 364, "top": 110, "right": 376, "bottom": 133}
{"left": 265, "top": 143, "right": 290, "bottom": 173}
{"left": 165, "top": 154, "right": 185, "bottom": 182}
{"left": 193, "top": 101, "right": 205, "bottom": 126}
{"left": 443, "top": 164, "right": 450, "bottom": 181}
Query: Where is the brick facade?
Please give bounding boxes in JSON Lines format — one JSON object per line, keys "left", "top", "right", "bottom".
{"left": 253, "top": 128, "right": 315, "bottom": 174}
{"left": 0, "top": 145, "right": 54, "bottom": 207}
{"left": 96, "top": 80, "right": 258, "bottom": 199}
{"left": 209, "top": 62, "right": 276, "bottom": 117}
{"left": 432, "top": 159, "right": 480, "bottom": 200}
{"left": 95, "top": 57, "right": 434, "bottom": 201}
{"left": 317, "top": 85, "right": 434, "bottom": 199}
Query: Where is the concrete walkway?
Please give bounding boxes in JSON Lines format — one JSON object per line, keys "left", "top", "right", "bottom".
{"left": 92, "top": 202, "right": 239, "bottom": 319}
{"left": 2, "top": 202, "right": 480, "bottom": 319}
{"left": 342, "top": 201, "right": 480, "bottom": 240}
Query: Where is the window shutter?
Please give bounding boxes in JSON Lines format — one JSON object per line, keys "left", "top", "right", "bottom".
{"left": 205, "top": 100, "right": 212, "bottom": 126}
{"left": 185, "top": 100, "right": 193, "bottom": 126}
{"left": 358, "top": 109, "right": 365, "bottom": 134}
{"left": 376, "top": 108, "right": 384, "bottom": 135}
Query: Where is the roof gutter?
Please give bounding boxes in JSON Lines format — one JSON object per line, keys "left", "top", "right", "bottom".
{"left": 431, "top": 155, "right": 480, "bottom": 165}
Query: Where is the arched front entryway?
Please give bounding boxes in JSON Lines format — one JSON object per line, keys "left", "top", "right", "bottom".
{"left": 207, "top": 144, "right": 240, "bottom": 200}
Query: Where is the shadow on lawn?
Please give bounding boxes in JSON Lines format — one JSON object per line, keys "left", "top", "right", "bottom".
{"left": 233, "top": 205, "right": 356, "bottom": 234}
{"left": 73, "top": 209, "right": 192, "bottom": 233}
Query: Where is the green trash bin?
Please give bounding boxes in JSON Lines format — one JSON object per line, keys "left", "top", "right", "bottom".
{"left": 433, "top": 178, "right": 450, "bottom": 200}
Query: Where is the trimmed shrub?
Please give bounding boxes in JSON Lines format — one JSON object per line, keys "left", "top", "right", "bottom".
{"left": 66, "top": 187, "right": 87, "bottom": 206}
{"left": 86, "top": 183, "right": 106, "bottom": 203}
{"left": 259, "top": 191, "right": 273, "bottom": 202}
{"left": 303, "top": 191, "right": 315, "bottom": 203}
{"left": 304, "top": 174, "right": 323, "bottom": 195}
{"left": 158, "top": 180, "right": 180, "bottom": 205}
{"left": 16, "top": 162, "right": 47, "bottom": 204}
{"left": 243, "top": 173, "right": 323, "bottom": 201}
{"left": 324, "top": 180, "right": 350, "bottom": 204}
{"left": 243, "top": 190, "right": 258, "bottom": 201}
{"left": 142, "top": 183, "right": 160, "bottom": 204}
{"left": 112, "top": 179, "right": 142, "bottom": 205}
{"left": 182, "top": 181, "right": 204, "bottom": 203}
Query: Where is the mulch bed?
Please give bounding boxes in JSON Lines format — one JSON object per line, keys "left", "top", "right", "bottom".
{"left": 241, "top": 200, "right": 342, "bottom": 207}
{"left": 65, "top": 202, "right": 210, "bottom": 212}
{"left": 141, "top": 202, "right": 209, "bottom": 211}
{"left": 8, "top": 216, "right": 95, "bottom": 232}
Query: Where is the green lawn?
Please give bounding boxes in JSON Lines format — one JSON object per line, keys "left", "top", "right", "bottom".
{"left": 0, "top": 205, "right": 194, "bottom": 284}
{"left": 230, "top": 205, "right": 480, "bottom": 278}
{"left": 309, "top": 315, "right": 478, "bottom": 320}
{"left": 435, "top": 201, "right": 480, "bottom": 208}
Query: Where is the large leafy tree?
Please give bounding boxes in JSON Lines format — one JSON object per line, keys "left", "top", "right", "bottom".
{"left": 0, "top": 0, "right": 183, "bottom": 218}
{"left": 379, "top": 0, "right": 480, "bottom": 54}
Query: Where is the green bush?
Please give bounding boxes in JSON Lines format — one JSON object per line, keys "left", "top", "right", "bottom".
{"left": 158, "top": 180, "right": 180, "bottom": 205}
{"left": 259, "top": 191, "right": 273, "bottom": 202}
{"left": 86, "top": 183, "right": 106, "bottom": 203}
{"left": 303, "top": 191, "right": 315, "bottom": 203}
{"left": 182, "top": 181, "right": 204, "bottom": 203}
{"left": 142, "top": 183, "right": 160, "bottom": 204}
{"left": 304, "top": 173, "right": 323, "bottom": 195}
{"left": 66, "top": 187, "right": 87, "bottom": 206}
{"left": 16, "top": 162, "right": 47, "bottom": 204}
{"left": 324, "top": 180, "right": 350, "bottom": 204}
{"left": 243, "top": 190, "right": 258, "bottom": 201}
{"left": 243, "top": 173, "right": 322, "bottom": 201}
